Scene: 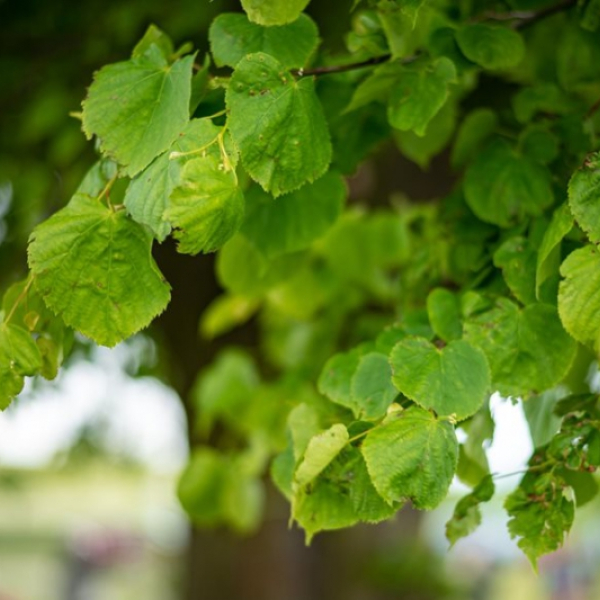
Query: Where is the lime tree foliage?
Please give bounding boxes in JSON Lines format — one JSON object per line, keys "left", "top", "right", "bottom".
{"left": 2, "top": 0, "right": 600, "bottom": 567}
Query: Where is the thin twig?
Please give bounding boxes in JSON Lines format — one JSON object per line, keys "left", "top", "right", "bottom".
{"left": 294, "top": 54, "right": 392, "bottom": 77}
{"left": 513, "top": 0, "right": 578, "bottom": 30}
{"left": 4, "top": 277, "right": 34, "bottom": 324}
{"left": 294, "top": 0, "right": 577, "bottom": 78}
{"left": 587, "top": 97, "right": 600, "bottom": 119}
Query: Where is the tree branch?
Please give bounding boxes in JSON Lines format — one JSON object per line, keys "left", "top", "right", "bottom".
{"left": 513, "top": 0, "right": 578, "bottom": 30}
{"left": 294, "top": 54, "right": 392, "bottom": 77}
{"left": 294, "top": 0, "right": 577, "bottom": 78}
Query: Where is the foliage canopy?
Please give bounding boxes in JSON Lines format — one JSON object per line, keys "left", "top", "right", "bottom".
{"left": 3, "top": 0, "right": 600, "bottom": 567}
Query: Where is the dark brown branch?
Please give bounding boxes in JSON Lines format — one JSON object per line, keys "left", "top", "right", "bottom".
{"left": 513, "top": 0, "right": 577, "bottom": 30}
{"left": 294, "top": 54, "right": 392, "bottom": 77}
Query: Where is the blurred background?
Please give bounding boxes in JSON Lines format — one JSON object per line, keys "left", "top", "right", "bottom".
{"left": 2, "top": 0, "right": 600, "bottom": 598}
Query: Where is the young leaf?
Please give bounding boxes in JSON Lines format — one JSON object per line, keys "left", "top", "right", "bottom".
{"left": 241, "top": 172, "right": 346, "bottom": 259}
{"left": 192, "top": 349, "right": 259, "bottom": 434}
{"left": 350, "top": 352, "right": 398, "bottom": 420}
{"left": 568, "top": 151, "right": 600, "bottom": 244}
{"left": 456, "top": 24, "right": 525, "bottom": 70}
{"left": 464, "top": 139, "right": 554, "bottom": 227}
{"left": 390, "top": 337, "right": 490, "bottom": 420}
{"left": 226, "top": 52, "right": 331, "bottom": 196}
{"left": 294, "top": 424, "right": 349, "bottom": 487}
{"left": 81, "top": 46, "right": 194, "bottom": 177}
{"left": 209, "top": 13, "right": 319, "bottom": 69}
{"left": 464, "top": 299, "right": 577, "bottom": 398}
{"left": 293, "top": 446, "right": 396, "bottom": 540}
{"left": 124, "top": 119, "right": 231, "bottom": 241}
{"left": 395, "top": 100, "right": 457, "bottom": 169}
{"left": 361, "top": 406, "right": 458, "bottom": 509}
{"left": 318, "top": 347, "right": 363, "bottom": 411}
{"left": 558, "top": 246, "right": 600, "bottom": 351}
{"left": 345, "top": 61, "right": 404, "bottom": 114}
{"left": 523, "top": 389, "right": 564, "bottom": 449}
{"left": 505, "top": 470, "right": 574, "bottom": 568}
{"left": 446, "top": 476, "right": 494, "bottom": 547}
{"left": 536, "top": 203, "right": 573, "bottom": 295}
{"left": 451, "top": 108, "right": 498, "bottom": 168}
{"left": 426, "top": 288, "right": 462, "bottom": 342}
{"left": 240, "top": 0, "right": 311, "bottom": 26}
{"left": 131, "top": 24, "right": 174, "bottom": 60}
{"left": 165, "top": 155, "right": 244, "bottom": 254}
{"left": 493, "top": 236, "right": 537, "bottom": 305}
{"left": 387, "top": 58, "right": 456, "bottom": 136}
{"left": 28, "top": 193, "right": 171, "bottom": 347}
{"left": 0, "top": 323, "right": 43, "bottom": 409}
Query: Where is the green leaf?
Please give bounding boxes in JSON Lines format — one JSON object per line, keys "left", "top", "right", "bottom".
{"left": 456, "top": 404, "right": 494, "bottom": 487}
{"left": 240, "top": 0, "right": 311, "bottom": 26}
{"left": 493, "top": 236, "right": 537, "bottom": 305}
{"left": 387, "top": 58, "right": 456, "bottom": 136}
{"left": 226, "top": 52, "right": 331, "bottom": 196}
{"left": 351, "top": 352, "right": 398, "bottom": 420}
{"left": 464, "top": 299, "right": 577, "bottom": 398}
{"left": 192, "top": 349, "right": 259, "bottom": 434}
{"left": 131, "top": 24, "right": 174, "bottom": 61}
{"left": 519, "top": 126, "right": 559, "bottom": 165}
{"left": 216, "top": 234, "right": 304, "bottom": 297}
{"left": 456, "top": 24, "right": 525, "bottom": 70}
{"left": 395, "top": 99, "right": 457, "bottom": 169}
{"left": 293, "top": 446, "right": 395, "bottom": 541}
{"left": 2, "top": 277, "right": 71, "bottom": 382}
{"left": 512, "top": 83, "right": 576, "bottom": 124}
{"left": 124, "top": 119, "right": 230, "bottom": 241}
{"left": 77, "top": 159, "right": 119, "bottom": 197}
{"left": 200, "top": 294, "right": 260, "bottom": 339}
{"left": 390, "top": 337, "right": 490, "bottom": 420}
{"left": 505, "top": 470, "right": 574, "bottom": 568}
{"left": 451, "top": 108, "right": 498, "bottom": 169}
{"left": 427, "top": 288, "right": 462, "bottom": 342}
{"left": 345, "top": 61, "right": 404, "bottom": 114}
{"left": 27, "top": 193, "right": 171, "bottom": 347}
{"left": 178, "top": 448, "right": 264, "bottom": 533}
{"left": 536, "top": 203, "right": 573, "bottom": 296}
{"left": 241, "top": 173, "right": 346, "bottom": 259}
{"left": 0, "top": 323, "right": 43, "bottom": 409}
{"left": 209, "top": 13, "right": 319, "bottom": 69}
{"left": 81, "top": 46, "right": 194, "bottom": 177}
{"left": 558, "top": 246, "right": 600, "bottom": 351}
{"left": 165, "top": 155, "right": 244, "bottom": 254}
{"left": 559, "top": 469, "right": 598, "bottom": 507}
{"left": 318, "top": 348, "right": 363, "bottom": 411}
{"left": 361, "top": 406, "right": 458, "bottom": 509}
{"left": 568, "top": 152, "right": 600, "bottom": 244}
{"left": 446, "top": 476, "right": 494, "bottom": 547}
{"left": 523, "top": 389, "right": 564, "bottom": 449}
{"left": 464, "top": 139, "right": 554, "bottom": 227}
{"left": 294, "top": 424, "right": 349, "bottom": 486}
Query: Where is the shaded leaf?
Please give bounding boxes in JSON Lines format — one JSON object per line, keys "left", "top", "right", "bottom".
{"left": 28, "top": 194, "right": 171, "bottom": 347}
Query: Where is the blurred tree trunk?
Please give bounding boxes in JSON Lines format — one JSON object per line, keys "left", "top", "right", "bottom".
{"left": 152, "top": 147, "right": 455, "bottom": 600}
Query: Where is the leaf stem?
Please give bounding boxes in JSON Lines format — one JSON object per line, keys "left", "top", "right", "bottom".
{"left": 295, "top": 54, "right": 393, "bottom": 77}
{"left": 4, "top": 276, "right": 34, "bottom": 324}
{"left": 97, "top": 173, "right": 118, "bottom": 211}
{"left": 492, "top": 460, "right": 556, "bottom": 481}
{"left": 169, "top": 133, "right": 221, "bottom": 160}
